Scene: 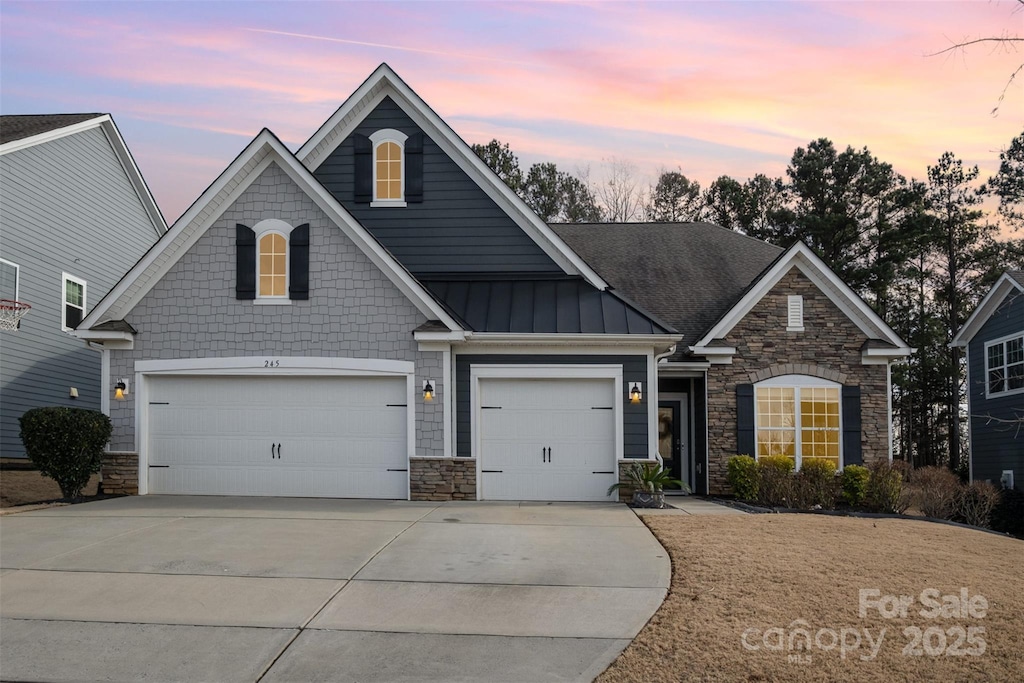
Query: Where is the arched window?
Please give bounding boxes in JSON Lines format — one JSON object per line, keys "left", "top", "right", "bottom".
{"left": 755, "top": 375, "right": 841, "bottom": 469}
{"left": 258, "top": 231, "right": 287, "bottom": 298}
{"left": 370, "top": 129, "right": 408, "bottom": 205}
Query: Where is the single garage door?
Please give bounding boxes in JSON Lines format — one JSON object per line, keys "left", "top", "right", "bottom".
{"left": 478, "top": 377, "right": 617, "bottom": 501}
{"left": 147, "top": 375, "right": 407, "bottom": 498}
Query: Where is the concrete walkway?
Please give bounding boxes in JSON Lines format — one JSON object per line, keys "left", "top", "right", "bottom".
{"left": 635, "top": 496, "right": 749, "bottom": 516}
{"left": 0, "top": 496, "right": 669, "bottom": 682}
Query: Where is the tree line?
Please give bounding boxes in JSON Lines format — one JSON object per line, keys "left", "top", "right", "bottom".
{"left": 472, "top": 132, "right": 1024, "bottom": 473}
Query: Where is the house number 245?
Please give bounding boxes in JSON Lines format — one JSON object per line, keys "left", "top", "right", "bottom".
{"left": 264, "top": 360, "right": 280, "bottom": 368}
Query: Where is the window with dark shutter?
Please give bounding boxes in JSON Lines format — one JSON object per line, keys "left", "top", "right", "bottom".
{"left": 289, "top": 223, "right": 310, "bottom": 300}
{"left": 236, "top": 224, "right": 256, "bottom": 299}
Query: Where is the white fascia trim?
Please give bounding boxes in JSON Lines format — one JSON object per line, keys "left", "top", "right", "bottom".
{"left": 659, "top": 360, "right": 713, "bottom": 372}
{"left": 694, "top": 243, "right": 909, "bottom": 352}
{"left": 0, "top": 116, "right": 167, "bottom": 237}
{"left": 72, "top": 330, "right": 134, "bottom": 344}
{"left": 862, "top": 347, "right": 914, "bottom": 360}
{"left": 414, "top": 330, "right": 468, "bottom": 342}
{"left": 950, "top": 274, "right": 1023, "bottom": 347}
{"left": 461, "top": 332, "right": 681, "bottom": 349}
{"left": 297, "top": 65, "right": 608, "bottom": 290}
{"left": 135, "top": 356, "right": 414, "bottom": 376}
{"left": 79, "top": 129, "right": 461, "bottom": 332}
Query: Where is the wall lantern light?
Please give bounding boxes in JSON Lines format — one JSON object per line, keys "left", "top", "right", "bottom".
{"left": 423, "top": 380, "right": 435, "bottom": 402}
{"left": 114, "top": 379, "right": 129, "bottom": 401}
{"left": 629, "top": 381, "right": 643, "bottom": 405}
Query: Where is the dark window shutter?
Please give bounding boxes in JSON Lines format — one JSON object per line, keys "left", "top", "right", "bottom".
{"left": 405, "top": 132, "right": 424, "bottom": 203}
{"left": 736, "top": 384, "right": 755, "bottom": 457}
{"left": 289, "top": 223, "right": 310, "bottom": 300}
{"left": 842, "top": 385, "right": 862, "bottom": 466}
{"left": 235, "top": 224, "right": 256, "bottom": 300}
{"left": 353, "top": 134, "right": 372, "bottom": 203}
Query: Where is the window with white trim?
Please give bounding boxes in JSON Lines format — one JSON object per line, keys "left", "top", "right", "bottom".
{"left": 258, "top": 232, "right": 288, "bottom": 298}
{"left": 985, "top": 333, "right": 1024, "bottom": 397}
{"left": 0, "top": 258, "right": 19, "bottom": 301}
{"left": 755, "top": 375, "right": 841, "bottom": 469}
{"left": 370, "top": 129, "right": 408, "bottom": 206}
{"left": 62, "top": 273, "right": 86, "bottom": 330}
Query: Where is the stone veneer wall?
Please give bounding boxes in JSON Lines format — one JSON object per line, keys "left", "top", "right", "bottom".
{"left": 409, "top": 457, "right": 477, "bottom": 501}
{"left": 705, "top": 267, "right": 889, "bottom": 495}
{"left": 101, "top": 452, "right": 139, "bottom": 495}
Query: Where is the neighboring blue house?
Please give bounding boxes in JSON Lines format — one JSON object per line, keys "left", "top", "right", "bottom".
{"left": 75, "top": 65, "right": 910, "bottom": 500}
{"left": 0, "top": 114, "right": 166, "bottom": 457}
{"left": 951, "top": 271, "right": 1024, "bottom": 489}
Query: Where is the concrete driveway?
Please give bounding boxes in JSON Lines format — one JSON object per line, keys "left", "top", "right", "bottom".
{"left": 0, "top": 496, "right": 669, "bottom": 682}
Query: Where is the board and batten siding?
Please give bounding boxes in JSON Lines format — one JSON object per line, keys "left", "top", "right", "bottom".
{"left": 967, "top": 290, "right": 1024, "bottom": 485}
{"left": 313, "top": 97, "right": 562, "bottom": 275}
{"left": 0, "top": 126, "right": 161, "bottom": 457}
{"left": 455, "top": 354, "right": 650, "bottom": 459}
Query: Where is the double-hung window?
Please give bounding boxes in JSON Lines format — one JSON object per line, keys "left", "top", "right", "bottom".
{"left": 985, "top": 334, "right": 1024, "bottom": 397}
{"left": 62, "top": 273, "right": 86, "bottom": 330}
{"left": 755, "top": 376, "right": 841, "bottom": 469}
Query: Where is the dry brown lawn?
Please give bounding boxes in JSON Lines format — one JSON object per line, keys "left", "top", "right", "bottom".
{"left": 0, "top": 469, "right": 99, "bottom": 507}
{"left": 600, "top": 514, "right": 1023, "bottom": 683}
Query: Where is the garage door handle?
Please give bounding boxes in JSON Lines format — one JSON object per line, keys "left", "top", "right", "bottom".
{"left": 593, "top": 471, "right": 614, "bottom": 474}
{"left": 482, "top": 470, "right": 503, "bottom": 473}
{"left": 277, "top": 443, "right": 281, "bottom": 459}
{"left": 271, "top": 443, "right": 275, "bottom": 459}
{"left": 387, "top": 468, "right": 408, "bottom": 472}
{"left": 549, "top": 447, "right": 553, "bottom": 463}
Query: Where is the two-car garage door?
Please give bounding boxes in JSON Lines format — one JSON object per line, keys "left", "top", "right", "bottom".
{"left": 146, "top": 375, "right": 407, "bottom": 498}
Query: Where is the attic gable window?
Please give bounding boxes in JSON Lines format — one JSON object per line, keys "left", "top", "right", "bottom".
{"left": 259, "top": 232, "right": 288, "bottom": 298}
{"left": 985, "top": 333, "right": 1024, "bottom": 397}
{"left": 370, "top": 129, "right": 408, "bottom": 207}
{"left": 787, "top": 295, "right": 804, "bottom": 331}
{"left": 235, "top": 220, "right": 310, "bottom": 303}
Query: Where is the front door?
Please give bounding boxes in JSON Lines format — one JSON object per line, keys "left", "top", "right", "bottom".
{"left": 658, "top": 398, "right": 689, "bottom": 490}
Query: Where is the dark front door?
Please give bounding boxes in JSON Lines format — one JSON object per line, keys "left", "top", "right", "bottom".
{"left": 658, "top": 400, "right": 685, "bottom": 489}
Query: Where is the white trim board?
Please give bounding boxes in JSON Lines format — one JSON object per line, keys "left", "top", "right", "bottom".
{"left": 78, "top": 128, "right": 461, "bottom": 332}
{"left": 692, "top": 242, "right": 910, "bottom": 357}
{"left": 0, "top": 115, "right": 166, "bottom": 238}
{"left": 296, "top": 64, "right": 608, "bottom": 291}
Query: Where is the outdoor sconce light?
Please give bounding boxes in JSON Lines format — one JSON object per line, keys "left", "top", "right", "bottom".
{"left": 69, "top": 387, "right": 79, "bottom": 399}
{"left": 114, "top": 379, "right": 129, "bottom": 401}
{"left": 423, "top": 380, "right": 435, "bottom": 402}
{"left": 629, "top": 381, "right": 643, "bottom": 405}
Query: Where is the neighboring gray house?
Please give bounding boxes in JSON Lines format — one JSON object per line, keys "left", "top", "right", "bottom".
{"left": 76, "top": 65, "right": 911, "bottom": 500}
{"left": 0, "top": 114, "right": 166, "bottom": 457}
{"left": 951, "top": 271, "right": 1024, "bottom": 489}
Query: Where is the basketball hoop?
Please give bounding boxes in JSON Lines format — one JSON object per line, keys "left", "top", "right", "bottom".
{"left": 0, "top": 299, "right": 31, "bottom": 331}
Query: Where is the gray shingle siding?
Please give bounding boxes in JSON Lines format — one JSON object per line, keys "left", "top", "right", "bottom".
{"left": 108, "top": 162, "right": 444, "bottom": 457}
{"left": 967, "top": 289, "right": 1024, "bottom": 486}
{"left": 454, "top": 354, "right": 649, "bottom": 459}
{"left": 313, "top": 97, "right": 562, "bottom": 275}
{"left": 1, "top": 126, "right": 159, "bottom": 457}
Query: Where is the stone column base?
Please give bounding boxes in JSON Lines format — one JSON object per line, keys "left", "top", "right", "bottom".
{"left": 410, "top": 457, "right": 476, "bottom": 501}
{"left": 102, "top": 452, "right": 139, "bottom": 495}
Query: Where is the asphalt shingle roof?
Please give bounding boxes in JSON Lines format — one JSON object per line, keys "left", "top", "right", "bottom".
{"left": 0, "top": 114, "right": 105, "bottom": 145}
{"left": 550, "top": 222, "right": 783, "bottom": 350}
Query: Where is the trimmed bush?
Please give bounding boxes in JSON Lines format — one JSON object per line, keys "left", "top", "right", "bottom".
{"left": 866, "top": 460, "right": 911, "bottom": 514}
{"left": 19, "top": 407, "right": 111, "bottom": 499}
{"left": 952, "top": 481, "right": 1001, "bottom": 529}
{"left": 757, "top": 455, "right": 795, "bottom": 507}
{"left": 793, "top": 459, "right": 838, "bottom": 509}
{"left": 726, "top": 455, "right": 759, "bottom": 501}
{"left": 840, "top": 465, "right": 870, "bottom": 507}
{"left": 991, "top": 487, "right": 1024, "bottom": 538}
{"left": 908, "top": 466, "right": 960, "bottom": 519}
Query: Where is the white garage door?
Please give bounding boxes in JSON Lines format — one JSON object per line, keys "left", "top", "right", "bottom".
{"left": 147, "top": 375, "right": 408, "bottom": 498}
{"left": 478, "top": 378, "right": 617, "bottom": 501}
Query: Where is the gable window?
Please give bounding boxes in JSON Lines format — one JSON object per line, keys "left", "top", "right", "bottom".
{"left": 62, "top": 273, "right": 86, "bottom": 330}
{"left": 258, "top": 232, "right": 288, "bottom": 298}
{"left": 236, "top": 220, "right": 310, "bottom": 303}
{"left": 755, "top": 376, "right": 840, "bottom": 469}
{"left": 985, "top": 333, "right": 1024, "bottom": 397}
{"left": 370, "top": 129, "right": 408, "bottom": 206}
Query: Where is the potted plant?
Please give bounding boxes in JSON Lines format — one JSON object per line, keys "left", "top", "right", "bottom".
{"left": 608, "top": 462, "right": 689, "bottom": 508}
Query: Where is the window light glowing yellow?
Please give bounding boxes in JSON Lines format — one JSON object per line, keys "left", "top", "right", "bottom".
{"left": 376, "top": 141, "right": 402, "bottom": 200}
{"left": 259, "top": 233, "right": 287, "bottom": 297}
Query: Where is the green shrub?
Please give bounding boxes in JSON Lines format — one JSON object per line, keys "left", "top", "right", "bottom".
{"left": 840, "top": 465, "right": 870, "bottom": 507}
{"left": 757, "top": 455, "right": 795, "bottom": 507}
{"left": 908, "top": 466, "right": 961, "bottom": 519}
{"left": 991, "top": 487, "right": 1024, "bottom": 538}
{"left": 793, "top": 459, "right": 838, "bottom": 509}
{"left": 726, "top": 455, "right": 759, "bottom": 501}
{"left": 19, "top": 407, "right": 111, "bottom": 499}
{"left": 952, "top": 481, "right": 1001, "bottom": 529}
{"left": 866, "top": 460, "right": 910, "bottom": 514}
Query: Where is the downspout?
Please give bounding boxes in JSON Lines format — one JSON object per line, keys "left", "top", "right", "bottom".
{"left": 651, "top": 345, "right": 677, "bottom": 466}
